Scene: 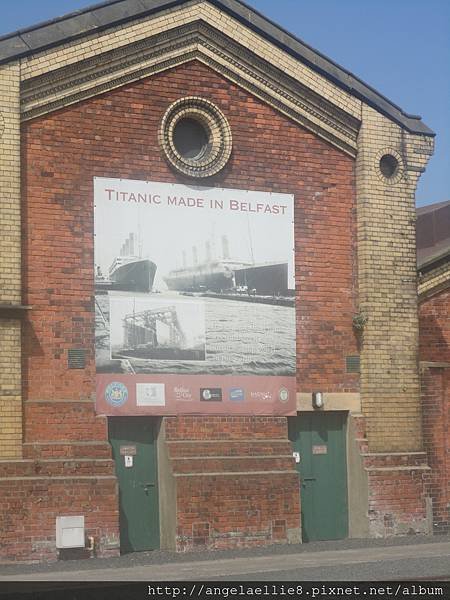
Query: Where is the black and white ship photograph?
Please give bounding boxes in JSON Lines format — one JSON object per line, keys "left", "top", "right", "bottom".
{"left": 94, "top": 178, "right": 296, "bottom": 376}
{"left": 110, "top": 297, "right": 206, "bottom": 362}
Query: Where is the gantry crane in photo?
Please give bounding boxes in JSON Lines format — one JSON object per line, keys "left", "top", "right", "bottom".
{"left": 123, "top": 306, "right": 186, "bottom": 352}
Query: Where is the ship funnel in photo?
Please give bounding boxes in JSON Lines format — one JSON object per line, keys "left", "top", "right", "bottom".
{"left": 221, "top": 235, "right": 229, "bottom": 259}
{"left": 205, "top": 240, "right": 212, "bottom": 263}
{"left": 129, "top": 232, "right": 135, "bottom": 256}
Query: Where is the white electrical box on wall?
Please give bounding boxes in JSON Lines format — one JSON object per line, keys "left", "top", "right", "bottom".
{"left": 56, "top": 516, "right": 85, "bottom": 549}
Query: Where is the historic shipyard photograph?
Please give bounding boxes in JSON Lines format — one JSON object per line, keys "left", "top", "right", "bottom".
{"left": 94, "top": 178, "right": 296, "bottom": 376}
{"left": 109, "top": 296, "right": 207, "bottom": 362}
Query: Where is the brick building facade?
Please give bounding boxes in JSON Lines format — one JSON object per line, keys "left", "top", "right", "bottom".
{"left": 418, "top": 201, "right": 450, "bottom": 534}
{"left": 0, "top": 0, "right": 439, "bottom": 561}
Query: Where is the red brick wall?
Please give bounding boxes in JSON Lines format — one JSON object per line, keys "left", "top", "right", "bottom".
{"left": 24, "top": 402, "right": 107, "bottom": 443}
{"left": 0, "top": 461, "right": 119, "bottom": 562}
{"left": 421, "top": 367, "right": 449, "bottom": 532}
{"left": 364, "top": 453, "right": 431, "bottom": 536}
{"left": 419, "top": 287, "right": 450, "bottom": 532}
{"left": 165, "top": 416, "right": 289, "bottom": 441}
{"left": 22, "top": 60, "right": 358, "bottom": 401}
{"left": 166, "top": 417, "right": 300, "bottom": 550}
{"left": 419, "top": 287, "right": 450, "bottom": 363}
{"left": 176, "top": 474, "right": 300, "bottom": 550}
{"left": 19, "top": 60, "right": 358, "bottom": 556}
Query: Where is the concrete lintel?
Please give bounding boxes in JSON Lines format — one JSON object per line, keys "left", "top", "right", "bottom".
{"left": 297, "top": 392, "right": 360, "bottom": 412}
{"left": 420, "top": 361, "right": 450, "bottom": 369}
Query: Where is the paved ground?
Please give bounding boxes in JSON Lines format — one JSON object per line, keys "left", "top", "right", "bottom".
{"left": 0, "top": 535, "right": 449, "bottom": 582}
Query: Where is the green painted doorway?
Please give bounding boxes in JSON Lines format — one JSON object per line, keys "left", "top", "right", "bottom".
{"left": 109, "top": 417, "right": 160, "bottom": 553}
{"left": 289, "top": 411, "right": 348, "bottom": 542}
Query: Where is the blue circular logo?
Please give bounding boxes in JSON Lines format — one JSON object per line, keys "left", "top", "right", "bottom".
{"left": 105, "top": 382, "right": 128, "bottom": 407}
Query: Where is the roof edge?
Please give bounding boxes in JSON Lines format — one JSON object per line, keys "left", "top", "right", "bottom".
{"left": 417, "top": 200, "right": 450, "bottom": 215}
{"left": 418, "top": 247, "right": 450, "bottom": 272}
{"left": 0, "top": 0, "right": 435, "bottom": 137}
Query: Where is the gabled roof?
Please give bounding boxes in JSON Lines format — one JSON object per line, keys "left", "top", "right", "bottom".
{"left": 417, "top": 200, "right": 450, "bottom": 269}
{"left": 417, "top": 199, "right": 450, "bottom": 216}
{"left": 0, "top": 0, "right": 434, "bottom": 136}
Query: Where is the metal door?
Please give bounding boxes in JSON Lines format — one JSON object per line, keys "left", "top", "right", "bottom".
{"left": 289, "top": 411, "right": 348, "bottom": 541}
{"left": 109, "top": 417, "right": 160, "bottom": 552}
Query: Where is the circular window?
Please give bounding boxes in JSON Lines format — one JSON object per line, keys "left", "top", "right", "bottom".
{"left": 173, "top": 118, "right": 210, "bottom": 160}
{"left": 379, "top": 154, "right": 399, "bottom": 179}
{"left": 375, "top": 148, "right": 404, "bottom": 185}
{"left": 159, "top": 97, "right": 232, "bottom": 178}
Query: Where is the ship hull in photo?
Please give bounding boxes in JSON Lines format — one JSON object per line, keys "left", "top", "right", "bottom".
{"left": 164, "top": 261, "right": 248, "bottom": 292}
{"left": 234, "top": 262, "right": 290, "bottom": 295}
{"left": 110, "top": 258, "right": 156, "bottom": 293}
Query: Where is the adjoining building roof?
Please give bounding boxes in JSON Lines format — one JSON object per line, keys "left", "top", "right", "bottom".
{"left": 417, "top": 200, "right": 450, "bottom": 269}
{"left": 417, "top": 200, "right": 450, "bottom": 216}
{"left": 0, "top": 0, "right": 434, "bottom": 137}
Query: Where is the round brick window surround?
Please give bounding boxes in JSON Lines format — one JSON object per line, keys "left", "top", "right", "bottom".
{"left": 375, "top": 148, "right": 404, "bottom": 185}
{"left": 159, "top": 97, "right": 232, "bottom": 178}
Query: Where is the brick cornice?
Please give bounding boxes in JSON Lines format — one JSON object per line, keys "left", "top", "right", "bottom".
{"left": 418, "top": 277, "right": 450, "bottom": 302}
{"left": 418, "top": 254, "right": 450, "bottom": 300}
{"left": 20, "top": 21, "right": 360, "bottom": 156}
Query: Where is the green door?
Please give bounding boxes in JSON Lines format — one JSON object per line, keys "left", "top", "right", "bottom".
{"left": 109, "top": 417, "right": 160, "bottom": 552}
{"left": 289, "top": 411, "right": 348, "bottom": 542}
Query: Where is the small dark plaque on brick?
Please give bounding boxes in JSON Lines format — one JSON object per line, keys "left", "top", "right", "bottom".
{"left": 346, "top": 355, "right": 360, "bottom": 373}
{"left": 68, "top": 348, "right": 86, "bottom": 369}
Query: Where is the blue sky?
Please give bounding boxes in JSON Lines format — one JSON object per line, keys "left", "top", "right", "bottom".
{"left": 1, "top": 0, "right": 448, "bottom": 207}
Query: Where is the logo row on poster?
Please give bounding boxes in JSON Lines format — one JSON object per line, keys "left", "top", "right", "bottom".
{"left": 105, "top": 381, "right": 290, "bottom": 408}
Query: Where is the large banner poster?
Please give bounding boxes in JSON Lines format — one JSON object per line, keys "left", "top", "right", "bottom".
{"left": 94, "top": 178, "right": 296, "bottom": 416}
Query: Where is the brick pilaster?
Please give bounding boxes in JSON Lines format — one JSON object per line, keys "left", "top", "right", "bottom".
{"left": 0, "top": 62, "right": 22, "bottom": 458}
{"left": 356, "top": 105, "right": 434, "bottom": 452}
